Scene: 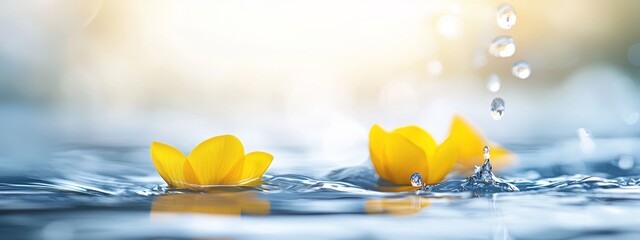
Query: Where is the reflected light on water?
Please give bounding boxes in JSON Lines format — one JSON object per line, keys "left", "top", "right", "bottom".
{"left": 151, "top": 191, "right": 270, "bottom": 217}
{"left": 365, "top": 196, "right": 431, "bottom": 215}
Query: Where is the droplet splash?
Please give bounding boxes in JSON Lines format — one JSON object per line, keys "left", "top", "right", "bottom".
{"left": 461, "top": 146, "right": 519, "bottom": 193}
{"left": 489, "top": 36, "right": 516, "bottom": 58}
{"left": 496, "top": 4, "right": 517, "bottom": 29}
{"left": 483, "top": 146, "right": 491, "bottom": 160}
{"left": 491, "top": 97, "right": 505, "bottom": 120}
{"left": 419, "top": 146, "right": 519, "bottom": 194}
{"left": 487, "top": 74, "right": 501, "bottom": 92}
{"left": 410, "top": 173, "right": 423, "bottom": 187}
{"left": 512, "top": 60, "right": 531, "bottom": 79}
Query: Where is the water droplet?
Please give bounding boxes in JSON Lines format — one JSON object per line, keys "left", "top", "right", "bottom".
{"left": 496, "top": 4, "right": 517, "bottom": 29}
{"left": 617, "top": 155, "right": 635, "bottom": 170}
{"left": 459, "top": 150, "right": 519, "bottom": 192}
{"left": 410, "top": 173, "right": 423, "bottom": 187}
{"left": 487, "top": 74, "right": 501, "bottom": 92}
{"left": 491, "top": 98, "right": 505, "bottom": 120}
{"left": 483, "top": 146, "right": 491, "bottom": 160}
{"left": 511, "top": 60, "right": 531, "bottom": 79}
{"left": 489, "top": 36, "right": 516, "bottom": 58}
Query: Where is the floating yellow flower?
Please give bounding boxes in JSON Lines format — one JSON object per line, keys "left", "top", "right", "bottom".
{"left": 449, "top": 115, "right": 513, "bottom": 173}
{"left": 369, "top": 125, "right": 458, "bottom": 186}
{"left": 150, "top": 135, "right": 273, "bottom": 188}
{"left": 151, "top": 191, "right": 270, "bottom": 217}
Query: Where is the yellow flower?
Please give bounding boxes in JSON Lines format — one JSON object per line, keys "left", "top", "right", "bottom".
{"left": 151, "top": 191, "right": 270, "bottom": 217}
{"left": 369, "top": 125, "right": 458, "bottom": 186}
{"left": 150, "top": 135, "right": 273, "bottom": 188}
{"left": 449, "top": 115, "right": 514, "bottom": 173}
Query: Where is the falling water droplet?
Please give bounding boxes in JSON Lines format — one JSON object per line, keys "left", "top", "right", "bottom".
{"left": 491, "top": 98, "right": 505, "bottom": 120}
{"left": 512, "top": 60, "right": 531, "bottom": 79}
{"left": 410, "top": 173, "right": 423, "bottom": 187}
{"left": 496, "top": 4, "right": 517, "bottom": 29}
{"left": 489, "top": 36, "right": 516, "bottom": 58}
{"left": 487, "top": 74, "right": 501, "bottom": 92}
{"left": 483, "top": 146, "right": 491, "bottom": 160}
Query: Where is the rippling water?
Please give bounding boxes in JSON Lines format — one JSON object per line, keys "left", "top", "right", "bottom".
{"left": 2, "top": 139, "right": 640, "bottom": 239}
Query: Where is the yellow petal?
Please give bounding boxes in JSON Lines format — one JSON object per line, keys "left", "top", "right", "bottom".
{"left": 237, "top": 151, "right": 274, "bottom": 186}
{"left": 183, "top": 160, "right": 200, "bottom": 185}
{"left": 450, "top": 115, "right": 485, "bottom": 160}
{"left": 425, "top": 137, "right": 458, "bottom": 184}
{"left": 392, "top": 125, "right": 437, "bottom": 158}
{"left": 384, "top": 133, "right": 428, "bottom": 185}
{"left": 450, "top": 115, "right": 512, "bottom": 172}
{"left": 150, "top": 142, "right": 189, "bottom": 188}
{"left": 187, "top": 135, "right": 245, "bottom": 185}
{"left": 369, "top": 125, "right": 392, "bottom": 181}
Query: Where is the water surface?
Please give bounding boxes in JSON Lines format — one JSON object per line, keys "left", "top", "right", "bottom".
{"left": 2, "top": 138, "right": 640, "bottom": 239}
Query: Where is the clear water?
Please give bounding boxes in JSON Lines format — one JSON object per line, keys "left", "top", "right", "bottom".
{"left": 3, "top": 138, "right": 640, "bottom": 239}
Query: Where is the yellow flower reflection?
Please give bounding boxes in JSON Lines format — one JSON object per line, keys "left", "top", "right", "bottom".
{"left": 365, "top": 196, "right": 431, "bottom": 215}
{"left": 369, "top": 125, "right": 458, "bottom": 186}
{"left": 151, "top": 135, "right": 273, "bottom": 188}
{"left": 151, "top": 191, "right": 270, "bottom": 217}
{"left": 449, "top": 115, "right": 514, "bottom": 173}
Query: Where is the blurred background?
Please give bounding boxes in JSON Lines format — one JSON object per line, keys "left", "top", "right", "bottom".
{"left": 1, "top": 0, "right": 639, "bottom": 174}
